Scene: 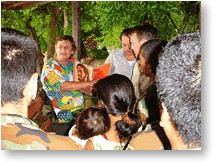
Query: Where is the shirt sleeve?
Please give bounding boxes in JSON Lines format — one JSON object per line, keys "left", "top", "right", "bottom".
{"left": 105, "top": 53, "right": 114, "bottom": 64}
{"left": 105, "top": 52, "right": 116, "bottom": 74}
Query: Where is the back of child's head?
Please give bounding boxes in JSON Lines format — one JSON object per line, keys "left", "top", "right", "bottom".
{"left": 75, "top": 107, "right": 110, "bottom": 140}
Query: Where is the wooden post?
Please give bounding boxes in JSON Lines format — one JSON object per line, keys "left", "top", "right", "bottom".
{"left": 47, "top": 4, "right": 59, "bottom": 58}
{"left": 71, "top": 1, "right": 81, "bottom": 60}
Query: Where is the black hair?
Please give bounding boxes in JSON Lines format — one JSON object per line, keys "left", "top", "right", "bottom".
{"left": 139, "top": 39, "right": 167, "bottom": 75}
{"left": 120, "top": 28, "right": 133, "bottom": 41}
{"left": 75, "top": 107, "right": 110, "bottom": 140}
{"left": 55, "top": 35, "right": 76, "bottom": 51}
{"left": 93, "top": 74, "right": 141, "bottom": 140}
{"left": 156, "top": 32, "right": 201, "bottom": 147}
{"left": 130, "top": 23, "right": 158, "bottom": 42}
{"left": 1, "top": 28, "right": 38, "bottom": 102}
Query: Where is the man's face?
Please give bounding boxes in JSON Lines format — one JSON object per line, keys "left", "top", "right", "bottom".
{"left": 121, "top": 35, "right": 135, "bottom": 61}
{"left": 55, "top": 40, "right": 74, "bottom": 62}
{"left": 121, "top": 35, "right": 131, "bottom": 52}
{"left": 130, "top": 33, "right": 147, "bottom": 58}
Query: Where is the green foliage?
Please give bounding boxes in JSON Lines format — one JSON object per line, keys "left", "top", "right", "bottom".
{"left": 1, "top": 1, "right": 200, "bottom": 59}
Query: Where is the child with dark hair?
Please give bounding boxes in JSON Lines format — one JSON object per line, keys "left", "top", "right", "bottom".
{"left": 69, "top": 107, "right": 110, "bottom": 148}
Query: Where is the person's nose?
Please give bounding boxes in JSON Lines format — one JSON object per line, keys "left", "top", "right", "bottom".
{"left": 126, "top": 45, "right": 131, "bottom": 51}
{"left": 60, "top": 48, "right": 67, "bottom": 54}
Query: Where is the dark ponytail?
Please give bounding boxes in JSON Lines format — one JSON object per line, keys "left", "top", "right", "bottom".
{"left": 93, "top": 74, "right": 142, "bottom": 141}
{"left": 115, "top": 110, "right": 141, "bottom": 141}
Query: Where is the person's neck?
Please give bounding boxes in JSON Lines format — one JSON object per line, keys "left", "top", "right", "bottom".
{"left": 104, "top": 114, "right": 122, "bottom": 142}
{"left": 124, "top": 52, "right": 135, "bottom": 61}
{"left": 1, "top": 100, "right": 28, "bottom": 118}
{"left": 168, "top": 134, "right": 188, "bottom": 150}
{"left": 165, "top": 123, "right": 189, "bottom": 150}
{"left": 54, "top": 57, "right": 68, "bottom": 66}
{"left": 125, "top": 55, "right": 135, "bottom": 61}
{"left": 169, "top": 134, "right": 201, "bottom": 150}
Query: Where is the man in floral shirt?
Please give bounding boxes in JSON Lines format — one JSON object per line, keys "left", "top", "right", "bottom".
{"left": 41, "top": 36, "right": 96, "bottom": 132}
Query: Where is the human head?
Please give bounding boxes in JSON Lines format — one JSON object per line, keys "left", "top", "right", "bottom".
{"left": 156, "top": 32, "right": 201, "bottom": 149}
{"left": 75, "top": 107, "right": 110, "bottom": 140}
{"left": 93, "top": 74, "right": 135, "bottom": 116}
{"left": 93, "top": 74, "right": 141, "bottom": 140}
{"left": 120, "top": 28, "right": 135, "bottom": 61}
{"left": 55, "top": 35, "right": 76, "bottom": 64}
{"left": 139, "top": 39, "right": 167, "bottom": 78}
{"left": 1, "top": 28, "right": 38, "bottom": 105}
{"left": 130, "top": 24, "right": 158, "bottom": 57}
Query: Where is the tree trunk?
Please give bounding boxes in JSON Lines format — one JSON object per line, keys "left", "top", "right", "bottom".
{"left": 64, "top": 10, "right": 69, "bottom": 31}
{"left": 199, "top": 1, "right": 201, "bottom": 30}
{"left": 47, "top": 4, "right": 59, "bottom": 58}
{"left": 26, "top": 17, "right": 40, "bottom": 52}
{"left": 71, "top": 1, "right": 82, "bottom": 60}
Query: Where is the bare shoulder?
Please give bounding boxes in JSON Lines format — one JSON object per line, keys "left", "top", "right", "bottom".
{"left": 130, "top": 131, "right": 163, "bottom": 150}
{"left": 47, "top": 133, "right": 83, "bottom": 150}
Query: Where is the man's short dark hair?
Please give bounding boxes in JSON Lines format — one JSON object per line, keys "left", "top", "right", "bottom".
{"left": 120, "top": 28, "right": 133, "bottom": 41}
{"left": 55, "top": 35, "right": 76, "bottom": 51}
{"left": 1, "top": 28, "right": 38, "bottom": 102}
{"left": 156, "top": 32, "right": 201, "bottom": 147}
{"left": 130, "top": 23, "right": 158, "bottom": 42}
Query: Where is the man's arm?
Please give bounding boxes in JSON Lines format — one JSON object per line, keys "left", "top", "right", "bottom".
{"left": 60, "top": 80, "right": 97, "bottom": 92}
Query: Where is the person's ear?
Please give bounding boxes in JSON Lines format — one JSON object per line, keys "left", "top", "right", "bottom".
{"left": 55, "top": 44, "right": 57, "bottom": 52}
{"left": 23, "top": 73, "right": 38, "bottom": 105}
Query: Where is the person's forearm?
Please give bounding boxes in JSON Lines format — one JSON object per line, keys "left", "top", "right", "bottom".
{"left": 60, "top": 81, "right": 95, "bottom": 92}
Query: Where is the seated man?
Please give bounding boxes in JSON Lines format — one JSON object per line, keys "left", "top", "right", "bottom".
{"left": 156, "top": 32, "right": 201, "bottom": 150}
{"left": 1, "top": 28, "right": 82, "bottom": 150}
{"left": 105, "top": 28, "right": 136, "bottom": 79}
{"left": 41, "top": 36, "right": 96, "bottom": 127}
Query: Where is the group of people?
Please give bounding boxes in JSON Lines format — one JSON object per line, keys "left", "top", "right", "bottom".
{"left": 1, "top": 23, "right": 201, "bottom": 150}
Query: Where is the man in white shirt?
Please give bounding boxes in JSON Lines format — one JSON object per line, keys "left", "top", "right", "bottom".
{"left": 105, "top": 28, "right": 136, "bottom": 79}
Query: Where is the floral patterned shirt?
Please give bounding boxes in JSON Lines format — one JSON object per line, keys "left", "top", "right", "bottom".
{"left": 41, "top": 58, "right": 84, "bottom": 122}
